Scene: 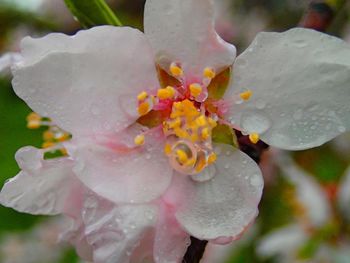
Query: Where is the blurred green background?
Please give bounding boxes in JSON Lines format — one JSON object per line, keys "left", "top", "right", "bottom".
{"left": 0, "top": 0, "right": 350, "bottom": 262}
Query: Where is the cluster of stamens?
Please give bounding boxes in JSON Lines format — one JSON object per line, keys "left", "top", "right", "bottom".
{"left": 134, "top": 64, "right": 222, "bottom": 175}
{"left": 26, "top": 112, "right": 70, "bottom": 155}
{"left": 134, "top": 63, "right": 261, "bottom": 175}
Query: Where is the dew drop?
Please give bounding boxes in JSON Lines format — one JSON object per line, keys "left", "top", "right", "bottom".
{"left": 255, "top": 99, "right": 266, "bottom": 110}
{"left": 241, "top": 111, "right": 271, "bottom": 134}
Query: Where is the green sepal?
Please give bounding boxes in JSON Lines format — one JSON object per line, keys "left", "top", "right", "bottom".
{"left": 212, "top": 124, "right": 238, "bottom": 148}
{"left": 207, "top": 67, "right": 231, "bottom": 100}
{"left": 64, "top": 0, "right": 122, "bottom": 28}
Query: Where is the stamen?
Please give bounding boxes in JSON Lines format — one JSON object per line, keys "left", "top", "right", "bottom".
{"left": 138, "top": 101, "right": 150, "bottom": 116}
{"left": 137, "top": 91, "right": 148, "bottom": 101}
{"left": 176, "top": 149, "right": 189, "bottom": 164}
{"left": 164, "top": 143, "right": 172, "bottom": 155}
{"left": 203, "top": 67, "right": 216, "bottom": 79}
{"left": 249, "top": 133, "right": 260, "bottom": 144}
{"left": 134, "top": 134, "right": 145, "bottom": 146}
{"left": 201, "top": 128, "right": 210, "bottom": 140}
{"left": 157, "top": 86, "right": 176, "bottom": 100}
{"left": 170, "top": 63, "right": 184, "bottom": 77}
{"left": 207, "top": 152, "right": 217, "bottom": 165}
{"left": 189, "top": 83, "right": 202, "bottom": 98}
{"left": 239, "top": 90, "right": 253, "bottom": 101}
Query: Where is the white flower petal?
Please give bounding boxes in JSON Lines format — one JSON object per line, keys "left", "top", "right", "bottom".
{"left": 226, "top": 28, "right": 350, "bottom": 150}
{"left": 71, "top": 133, "right": 173, "bottom": 204}
{"left": 12, "top": 26, "right": 159, "bottom": 136}
{"left": 337, "top": 165, "right": 350, "bottom": 220}
{"left": 0, "top": 52, "right": 21, "bottom": 76}
{"left": 153, "top": 204, "right": 190, "bottom": 263}
{"left": 173, "top": 144, "right": 263, "bottom": 241}
{"left": 144, "top": 0, "right": 236, "bottom": 79}
{"left": 278, "top": 154, "right": 331, "bottom": 227}
{"left": 257, "top": 224, "right": 307, "bottom": 258}
{"left": 81, "top": 194, "right": 157, "bottom": 263}
{"left": 0, "top": 146, "right": 79, "bottom": 215}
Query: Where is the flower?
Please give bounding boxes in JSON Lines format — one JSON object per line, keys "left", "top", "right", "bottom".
{"left": 257, "top": 155, "right": 350, "bottom": 263}
{"left": 1, "top": 0, "right": 350, "bottom": 262}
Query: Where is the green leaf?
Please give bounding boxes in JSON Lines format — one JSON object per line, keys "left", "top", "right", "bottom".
{"left": 64, "top": 0, "right": 122, "bottom": 28}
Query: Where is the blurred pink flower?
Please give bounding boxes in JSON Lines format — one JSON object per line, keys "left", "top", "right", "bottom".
{"left": 1, "top": 0, "right": 350, "bottom": 262}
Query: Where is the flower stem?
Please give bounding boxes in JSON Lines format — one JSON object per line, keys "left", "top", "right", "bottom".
{"left": 182, "top": 237, "right": 208, "bottom": 263}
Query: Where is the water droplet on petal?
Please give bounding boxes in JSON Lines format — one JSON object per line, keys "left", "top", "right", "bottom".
{"left": 241, "top": 111, "right": 271, "bottom": 134}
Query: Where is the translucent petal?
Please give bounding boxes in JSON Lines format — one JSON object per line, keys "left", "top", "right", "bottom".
{"left": 153, "top": 203, "right": 190, "bottom": 263}
{"left": 12, "top": 26, "right": 159, "bottom": 136}
{"left": 226, "top": 28, "right": 350, "bottom": 150}
{"left": 0, "top": 147, "right": 79, "bottom": 215}
{"left": 71, "top": 133, "right": 173, "bottom": 204}
{"left": 337, "top": 165, "right": 350, "bottom": 220}
{"left": 0, "top": 52, "right": 21, "bottom": 75}
{"left": 173, "top": 144, "right": 263, "bottom": 241}
{"left": 81, "top": 194, "right": 157, "bottom": 263}
{"left": 144, "top": 0, "right": 236, "bottom": 79}
{"left": 257, "top": 224, "right": 307, "bottom": 258}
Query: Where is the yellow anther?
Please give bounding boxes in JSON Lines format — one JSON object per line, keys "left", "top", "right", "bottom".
{"left": 189, "top": 83, "right": 202, "bottom": 98}
{"left": 196, "top": 158, "right": 207, "bottom": 172}
{"left": 207, "top": 152, "right": 217, "bottom": 165}
{"left": 239, "top": 90, "right": 253, "bottom": 101}
{"left": 170, "top": 63, "right": 183, "bottom": 77}
{"left": 134, "top": 134, "right": 145, "bottom": 146}
{"left": 43, "top": 130, "right": 54, "bottom": 141}
{"left": 27, "top": 121, "right": 41, "bottom": 129}
{"left": 164, "top": 143, "right": 172, "bottom": 155}
{"left": 203, "top": 67, "right": 216, "bottom": 79}
{"left": 185, "top": 158, "right": 196, "bottom": 167}
{"left": 138, "top": 102, "right": 150, "bottom": 116}
{"left": 42, "top": 141, "right": 55, "bottom": 149}
{"left": 27, "top": 112, "right": 41, "bottom": 122}
{"left": 137, "top": 91, "right": 148, "bottom": 101}
{"left": 195, "top": 115, "right": 207, "bottom": 127}
{"left": 169, "top": 117, "right": 182, "bottom": 129}
{"left": 176, "top": 149, "right": 188, "bottom": 164}
{"left": 207, "top": 117, "right": 217, "bottom": 128}
{"left": 56, "top": 133, "right": 70, "bottom": 142}
{"left": 157, "top": 86, "right": 176, "bottom": 100}
{"left": 201, "top": 127, "right": 210, "bottom": 140}
{"left": 249, "top": 133, "right": 260, "bottom": 144}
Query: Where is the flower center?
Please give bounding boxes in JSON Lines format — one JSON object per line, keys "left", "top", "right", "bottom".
{"left": 135, "top": 64, "right": 219, "bottom": 175}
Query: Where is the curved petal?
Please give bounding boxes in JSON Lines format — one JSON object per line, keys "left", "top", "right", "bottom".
{"left": 170, "top": 144, "right": 263, "bottom": 241}
{"left": 81, "top": 193, "right": 157, "bottom": 263}
{"left": 153, "top": 202, "right": 190, "bottom": 263}
{"left": 0, "top": 52, "right": 21, "bottom": 76}
{"left": 71, "top": 133, "right": 173, "bottom": 204}
{"left": 337, "top": 165, "right": 350, "bottom": 220}
{"left": 0, "top": 146, "right": 80, "bottom": 215}
{"left": 12, "top": 26, "right": 159, "bottom": 136}
{"left": 226, "top": 28, "right": 350, "bottom": 150}
{"left": 278, "top": 154, "right": 331, "bottom": 227}
{"left": 257, "top": 224, "right": 307, "bottom": 258}
{"left": 144, "top": 0, "right": 236, "bottom": 79}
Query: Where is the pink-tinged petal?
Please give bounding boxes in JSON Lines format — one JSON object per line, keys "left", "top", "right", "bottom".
{"left": 81, "top": 193, "right": 157, "bottom": 263}
{"left": 12, "top": 26, "right": 159, "bottom": 136}
{"left": 0, "top": 146, "right": 80, "bottom": 215}
{"left": 337, "top": 165, "right": 350, "bottom": 220}
{"left": 144, "top": 0, "right": 236, "bottom": 79}
{"left": 60, "top": 218, "right": 93, "bottom": 261}
{"left": 226, "top": 28, "right": 350, "bottom": 150}
{"left": 257, "top": 224, "right": 307, "bottom": 258}
{"left": 153, "top": 202, "right": 190, "bottom": 263}
{"left": 70, "top": 132, "right": 173, "bottom": 204}
{"left": 168, "top": 144, "right": 263, "bottom": 241}
{"left": 278, "top": 154, "right": 331, "bottom": 227}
